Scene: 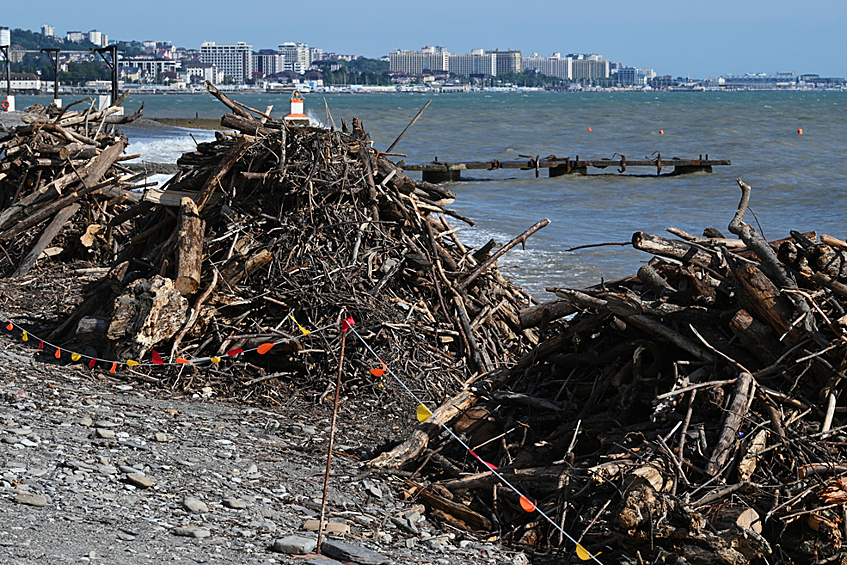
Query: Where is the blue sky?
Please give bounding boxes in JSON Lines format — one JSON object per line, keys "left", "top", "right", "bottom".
{"left": 7, "top": 0, "right": 846, "bottom": 78}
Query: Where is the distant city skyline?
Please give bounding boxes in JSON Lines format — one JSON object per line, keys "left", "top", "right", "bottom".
{"left": 5, "top": 0, "right": 846, "bottom": 78}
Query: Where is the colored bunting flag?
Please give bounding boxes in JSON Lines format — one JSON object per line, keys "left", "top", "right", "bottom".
{"left": 257, "top": 343, "right": 275, "bottom": 354}
{"left": 88, "top": 359, "right": 96, "bottom": 368}
{"left": 151, "top": 350, "right": 164, "bottom": 365}
{"left": 576, "top": 544, "right": 601, "bottom": 561}
{"left": 369, "top": 361, "right": 386, "bottom": 377}
{"left": 21, "top": 331, "right": 27, "bottom": 342}
{"left": 5, "top": 321, "right": 12, "bottom": 331}
{"left": 519, "top": 495, "right": 536, "bottom": 513}
{"left": 416, "top": 404, "right": 432, "bottom": 422}
{"left": 290, "top": 314, "right": 310, "bottom": 335}
{"left": 226, "top": 348, "right": 243, "bottom": 357}
{"left": 110, "top": 362, "right": 117, "bottom": 374}
{"left": 38, "top": 340, "right": 44, "bottom": 350}
{"left": 340, "top": 316, "right": 355, "bottom": 332}
{"left": 71, "top": 353, "right": 81, "bottom": 362}
{"left": 210, "top": 356, "right": 221, "bottom": 363}
{"left": 127, "top": 360, "right": 139, "bottom": 367}
{"left": 54, "top": 348, "right": 61, "bottom": 359}
{"left": 176, "top": 357, "right": 190, "bottom": 364}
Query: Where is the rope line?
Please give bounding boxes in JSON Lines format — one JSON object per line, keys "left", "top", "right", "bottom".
{"left": 346, "top": 323, "right": 604, "bottom": 564}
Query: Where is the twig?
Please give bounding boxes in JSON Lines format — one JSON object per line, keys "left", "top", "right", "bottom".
{"left": 318, "top": 326, "right": 346, "bottom": 554}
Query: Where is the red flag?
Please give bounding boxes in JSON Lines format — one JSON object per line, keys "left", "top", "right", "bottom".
{"left": 151, "top": 350, "right": 164, "bottom": 365}
{"left": 88, "top": 358, "right": 96, "bottom": 368}
{"left": 110, "top": 362, "right": 117, "bottom": 374}
{"left": 5, "top": 321, "right": 12, "bottom": 331}
{"left": 341, "top": 317, "right": 355, "bottom": 332}
{"left": 55, "top": 348, "right": 61, "bottom": 359}
{"left": 226, "top": 348, "right": 244, "bottom": 357}
{"left": 38, "top": 340, "right": 44, "bottom": 350}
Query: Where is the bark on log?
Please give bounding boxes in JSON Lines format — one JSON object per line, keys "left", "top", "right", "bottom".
{"left": 632, "top": 231, "right": 720, "bottom": 269}
{"left": 707, "top": 372, "right": 754, "bottom": 475}
{"left": 519, "top": 299, "right": 576, "bottom": 329}
{"left": 220, "top": 113, "right": 273, "bottom": 137}
{"left": 367, "top": 389, "right": 479, "bottom": 469}
{"left": 174, "top": 197, "right": 205, "bottom": 296}
{"left": 735, "top": 264, "right": 800, "bottom": 344}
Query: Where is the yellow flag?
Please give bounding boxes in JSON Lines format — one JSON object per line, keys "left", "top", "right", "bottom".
{"left": 576, "top": 544, "right": 601, "bottom": 561}
{"left": 416, "top": 404, "right": 432, "bottom": 422}
{"left": 71, "top": 353, "right": 81, "bottom": 361}
{"left": 21, "top": 331, "right": 27, "bottom": 342}
{"left": 126, "top": 360, "right": 140, "bottom": 367}
{"left": 290, "top": 313, "right": 311, "bottom": 335}
{"left": 210, "top": 356, "right": 221, "bottom": 363}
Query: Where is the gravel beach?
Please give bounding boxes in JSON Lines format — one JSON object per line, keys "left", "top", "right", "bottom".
{"left": 0, "top": 338, "right": 524, "bottom": 565}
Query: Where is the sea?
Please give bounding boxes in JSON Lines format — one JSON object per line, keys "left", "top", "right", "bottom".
{"left": 16, "top": 91, "right": 847, "bottom": 301}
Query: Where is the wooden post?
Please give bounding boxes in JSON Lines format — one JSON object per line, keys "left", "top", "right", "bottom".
{"left": 174, "top": 197, "right": 204, "bottom": 296}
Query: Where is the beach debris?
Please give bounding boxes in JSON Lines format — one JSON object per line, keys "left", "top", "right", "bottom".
{"left": 0, "top": 95, "right": 147, "bottom": 276}
{"left": 374, "top": 180, "right": 847, "bottom": 563}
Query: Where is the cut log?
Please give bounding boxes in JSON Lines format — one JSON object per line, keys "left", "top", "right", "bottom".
{"left": 734, "top": 264, "right": 800, "bottom": 344}
{"left": 174, "top": 197, "right": 205, "bottom": 296}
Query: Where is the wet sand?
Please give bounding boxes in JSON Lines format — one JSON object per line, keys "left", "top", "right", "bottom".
{"left": 150, "top": 117, "right": 222, "bottom": 130}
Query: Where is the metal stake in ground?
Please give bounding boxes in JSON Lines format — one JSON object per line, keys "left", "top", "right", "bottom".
{"left": 317, "top": 326, "right": 346, "bottom": 553}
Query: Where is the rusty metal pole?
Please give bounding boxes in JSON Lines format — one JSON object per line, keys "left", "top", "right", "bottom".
{"left": 317, "top": 327, "right": 346, "bottom": 554}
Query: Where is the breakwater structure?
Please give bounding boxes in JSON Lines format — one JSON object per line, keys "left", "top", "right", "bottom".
{"left": 402, "top": 154, "right": 730, "bottom": 183}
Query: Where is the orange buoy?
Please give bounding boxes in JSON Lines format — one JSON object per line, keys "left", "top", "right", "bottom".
{"left": 797, "top": 128, "right": 803, "bottom": 135}
{"left": 587, "top": 127, "right": 592, "bottom": 132}
{"left": 659, "top": 129, "right": 664, "bottom": 134}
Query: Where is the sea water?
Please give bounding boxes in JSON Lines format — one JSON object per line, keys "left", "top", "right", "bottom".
{"left": 16, "top": 91, "right": 845, "bottom": 300}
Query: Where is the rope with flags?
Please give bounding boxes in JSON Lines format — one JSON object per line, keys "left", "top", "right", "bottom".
{"left": 0, "top": 312, "right": 328, "bottom": 371}
{"left": 340, "top": 316, "right": 604, "bottom": 564}
{"left": 0, "top": 310, "right": 602, "bottom": 561}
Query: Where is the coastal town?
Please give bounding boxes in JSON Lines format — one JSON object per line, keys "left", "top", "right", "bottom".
{"left": 0, "top": 23, "right": 845, "bottom": 105}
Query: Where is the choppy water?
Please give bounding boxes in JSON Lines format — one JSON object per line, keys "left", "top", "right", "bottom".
{"left": 17, "top": 91, "right": 846, "bottom": 299}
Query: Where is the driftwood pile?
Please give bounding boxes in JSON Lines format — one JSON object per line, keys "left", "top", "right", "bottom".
{"left": 373, "top": 181, "right": 847, "bottom": 564}
{"left": 0, "top": 96, "right": 147, "bottom": 277}
{"left": 33, "top": 86, "right": 540, "bottom": 406}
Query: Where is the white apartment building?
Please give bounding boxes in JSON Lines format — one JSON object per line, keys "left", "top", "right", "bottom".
{"left": 182, "top": 62, "right": 222, "bottom": 84}
{"left": 522, "top": 53, "right": 572, "bottom": 80}
{"left": 389, "top": 46, "right": 449, "bottom": 75}
{"left": 66, "top": 31, "right": 86, "bottom": 43}
{"left": 486, "top": 50, "right": 522, "bottom": 75}
{"left": 277, "top": 42, "right": 323, "bottom": 69}
{"left": 201, "top": 41, "right": 253, "bottom": 83}
{"left": 117, "top": 58, "right": 178, "bottom": 79}
{"left": 448, "top": 50, "right": 496, "bottom": 76}
{"left": 569, "top": 54, "right": 610, "bottom": 81}
{"left": 41, "top": 24, "right": 55, "bottom": 37}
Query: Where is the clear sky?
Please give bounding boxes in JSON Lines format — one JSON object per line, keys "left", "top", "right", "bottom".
{"left": 6, "top": 0, "right": 846, "bottom": 78}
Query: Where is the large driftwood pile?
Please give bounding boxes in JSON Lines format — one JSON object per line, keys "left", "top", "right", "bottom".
{"left": 42, "top": 86, "right": 539, "bottom": 405}
{"left": 0, "top": 96, "right": 147, "bottom": 277}
{"left": 374, "top": 181, "right": 847, "bottom": 564}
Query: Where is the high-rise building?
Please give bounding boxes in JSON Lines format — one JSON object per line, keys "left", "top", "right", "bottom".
{"left": 41, "top": 24, "right": 55, "bottom": 37}
{"left": 66, "top": 31, "right": 86, "bottom": 43}
{"left": 485, "top": 50, "right": 522, "bottom": 75}
{"left": 201, "top": 41, "right": 253, "bottom": 83}
{"left": 522, "top": 53, "right": 572, "bottom": 80}
{"left": 253, "top": 49, "right": 285, "bottom": 76}
{"left": 279, "top": 41, "right": 323, "bottom": 70}
{"left": 569, "top": 54, "right": 610, "bottom": 81}
{"left": 389, "top": 47, "right": 450, "bottom": 75}
{"left": 88, "top": 30, "right": 103, "bottom": 47}
{"left": 448, "top": 50, "right": 496, "bottom": 77}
